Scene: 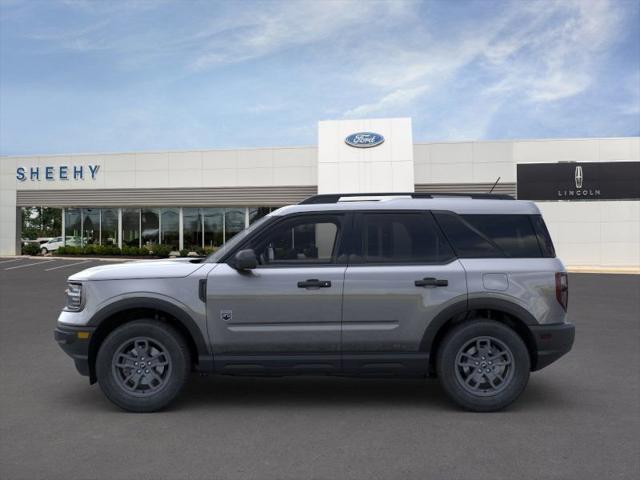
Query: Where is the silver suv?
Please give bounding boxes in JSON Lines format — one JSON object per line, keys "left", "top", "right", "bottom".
{"left": 54, "top": 193, "right": 574, "bottom": 412}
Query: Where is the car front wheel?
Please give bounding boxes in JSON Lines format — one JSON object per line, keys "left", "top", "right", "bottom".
{"left": 436, "top": 319, "right": 530, "bottom": 412}
{"left": 41, "top": 248, "right": 48, "bottom": 255}
{"left": 96, "top": 320, "right": 190, "bottom": 412}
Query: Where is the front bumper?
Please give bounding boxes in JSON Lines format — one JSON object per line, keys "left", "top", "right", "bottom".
{"left": 530, "top": 322, "right": 575, "bottom": 371}
{"left": 54, "top": 324, "right": 96, "bottom": 377}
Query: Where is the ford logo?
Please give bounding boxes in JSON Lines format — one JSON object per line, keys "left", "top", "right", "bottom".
{"left": 345, "top": 132, "right": 385, "bottom": 148}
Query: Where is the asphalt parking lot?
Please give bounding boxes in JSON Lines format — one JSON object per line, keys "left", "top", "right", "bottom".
{"left": 0, "top": 258, "right": 638, "bottom": 480}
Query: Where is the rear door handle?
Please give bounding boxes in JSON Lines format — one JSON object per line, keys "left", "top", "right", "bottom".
{"left": 297, "top": 279, "right": 332, "bottom": 288}
{"left": 415, "top": 277, "right": 448, "bottom": 287}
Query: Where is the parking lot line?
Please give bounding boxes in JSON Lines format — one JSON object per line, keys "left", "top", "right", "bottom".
{"left": 5, "top": 260, "right": 56, "bottom": 270}
{"left": 44, "top": 260, "right": 92, "bottom": 271}
{"left": 0, "top": 258, "right": 25, "bottom": 265}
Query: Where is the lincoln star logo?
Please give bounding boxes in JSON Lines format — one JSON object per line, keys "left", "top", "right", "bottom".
{"left": 345, "top": 132, "right": 385, "bottom": 148}
{"left": 575, "top": 166, "right": 583, "bottom": 189}
{"left": 557, "top": 164, "right": 600, "bottom": 198}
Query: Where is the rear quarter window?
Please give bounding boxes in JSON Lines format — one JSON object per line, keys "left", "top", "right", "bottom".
{"left": 434, "top": 213, "right": 550, "bottom": 258}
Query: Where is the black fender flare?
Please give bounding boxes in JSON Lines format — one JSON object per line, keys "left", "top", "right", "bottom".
{"left": 420, "top": 297, "right": 538, "bottom": 353}
{"left": 87, "top": 297, "right": 212, "bottom": 370}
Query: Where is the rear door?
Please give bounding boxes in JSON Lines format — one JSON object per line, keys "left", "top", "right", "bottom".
{"left": 207, "top": 212, "right": 350, "bottom": 373}
{"left": 341, "top": 211, "right": 467, "bottom": 374}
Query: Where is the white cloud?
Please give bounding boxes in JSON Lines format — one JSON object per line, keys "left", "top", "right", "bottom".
{"left": 341, "top": 0, "right": 625, "bottom": 130}
{"left": 189, "top": 1, "right": 414, "bottom": 71}
{"left": 344, "top": 85, "right": 428, "bottom": 118}
{"left": 482, "top": 0, "right": 622, "bottom": 103}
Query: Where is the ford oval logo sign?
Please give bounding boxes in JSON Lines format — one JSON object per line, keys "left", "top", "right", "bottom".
{"left": 345, "top": 132, "right": 385, "bottom": 148}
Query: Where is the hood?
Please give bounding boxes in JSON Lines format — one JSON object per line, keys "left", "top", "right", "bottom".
{"left": 68, "top": 258, "right": 207, "bottom": 281}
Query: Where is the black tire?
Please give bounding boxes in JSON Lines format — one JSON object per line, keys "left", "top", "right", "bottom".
{"left": 436, "top": 319, "right": 530, "bottom": 412}
{"left": 96, "top": 320, "right": 190, "bottom": 412}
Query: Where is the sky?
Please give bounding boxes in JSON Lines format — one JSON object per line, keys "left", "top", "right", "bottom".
{"left": 0, "top": 0, "right": 639, "bottom": 155}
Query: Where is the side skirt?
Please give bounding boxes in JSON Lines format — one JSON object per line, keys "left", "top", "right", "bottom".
{"left": 212, "top": 352, "right": 429, "bottom": 377}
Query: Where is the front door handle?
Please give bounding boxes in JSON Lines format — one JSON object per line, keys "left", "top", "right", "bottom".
{"left": 415, "top": 277, "right": 448, "bottom": 287}
{"left": 297, "top": 279, "right": 332, "bottom": 288}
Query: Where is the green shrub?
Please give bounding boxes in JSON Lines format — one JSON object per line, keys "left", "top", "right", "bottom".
{"left": 57, "top": 246, "right": 80, "bottom": 255}
{"left": 153, "top": 245, "right": 172, "bottom": 258}
{"left": 179, "top": 249, "right": 189, "bottom": 257}
{"left": 22, "top": 243, "right": 41, "bottom": 256}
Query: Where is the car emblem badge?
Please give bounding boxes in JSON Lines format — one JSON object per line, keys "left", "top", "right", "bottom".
{"left": 575, "top": 166, "right": 583, "bottom": 189}
{"left": 220, "top": 310, "right": 232, "bottom": 321}
{"left": 345, "top": 132, "right": 385, "bottom": 148}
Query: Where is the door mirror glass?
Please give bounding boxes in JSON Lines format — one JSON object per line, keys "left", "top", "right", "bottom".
{"left": 234, "top": 249, "right": 257, "bottom": 270}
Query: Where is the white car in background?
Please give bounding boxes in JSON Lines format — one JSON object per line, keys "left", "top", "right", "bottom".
{"left": 40, "top": 236, "right": 81, "bottom": 254}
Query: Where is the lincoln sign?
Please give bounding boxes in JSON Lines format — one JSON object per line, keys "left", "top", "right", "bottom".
{"left": 517, "top": 162, "right": 640, "bottom": 201}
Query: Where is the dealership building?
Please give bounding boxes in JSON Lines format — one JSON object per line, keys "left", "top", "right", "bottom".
{"left": 1, "top": 118, "right": 639, "bottom": 268}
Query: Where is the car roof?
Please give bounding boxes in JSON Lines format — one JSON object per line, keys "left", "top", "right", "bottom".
{"left": 273, "top": 196, "right": 540, "bottom": 216}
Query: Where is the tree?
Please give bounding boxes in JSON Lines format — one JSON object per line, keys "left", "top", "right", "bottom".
{"left": 21, "top": 207, "right": 62, "bottom": 239}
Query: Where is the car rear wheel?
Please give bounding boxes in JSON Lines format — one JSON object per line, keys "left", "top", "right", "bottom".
{"left": 436, "top": 319, "right": 530, "bottom": 412}
{"left": 41, "top": 247, "right": 48, "bottom": 255}
{"left": 96, "top": 320, "right": 190, "bottom": 412}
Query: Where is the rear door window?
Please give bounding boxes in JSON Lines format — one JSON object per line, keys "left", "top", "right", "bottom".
{"left": 357, "top": 212, "right": 455, "bottom": 264}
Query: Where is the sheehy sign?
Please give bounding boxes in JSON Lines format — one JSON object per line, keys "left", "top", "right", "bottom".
{"left": 16, "top": 164, "right": 100, "bottom": 182}
{"left": 517, "top": 162, "right": 640, "bottom": 201}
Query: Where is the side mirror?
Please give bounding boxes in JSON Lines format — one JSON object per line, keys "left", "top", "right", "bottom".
{"left": 234, "top": 249, "right": 257, "bottom": 270}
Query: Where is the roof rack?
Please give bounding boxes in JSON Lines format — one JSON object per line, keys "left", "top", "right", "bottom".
{"left": 299, "top": 192, "right": 515, "bottom": 204}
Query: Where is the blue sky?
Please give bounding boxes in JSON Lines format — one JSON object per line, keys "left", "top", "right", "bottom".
{"left": 1, "top": 0, "right": 639, "bottom": 155}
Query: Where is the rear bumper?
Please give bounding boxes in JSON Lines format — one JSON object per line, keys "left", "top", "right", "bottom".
{"left": 530, "top": 322, "right": 575, "bottom": 371}
{"left": 54, "top": 324, "right": 95, "bottom": 377}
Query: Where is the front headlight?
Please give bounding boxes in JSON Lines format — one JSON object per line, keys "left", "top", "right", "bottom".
{"left": 65, "top": 283, "right": 83, "bottom": 311}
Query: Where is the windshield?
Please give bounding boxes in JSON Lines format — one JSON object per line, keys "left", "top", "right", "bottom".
{"left": 206, "top": 215, "right": 272, "bottom": 263}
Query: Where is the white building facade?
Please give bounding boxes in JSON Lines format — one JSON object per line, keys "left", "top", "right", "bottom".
{"left": 1, "top": 118, "right": 638, "bottom": 269}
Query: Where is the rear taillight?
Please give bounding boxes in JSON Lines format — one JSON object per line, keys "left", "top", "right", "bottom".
{"left": 555, "top": 272, "right": 569, "bottom": 311}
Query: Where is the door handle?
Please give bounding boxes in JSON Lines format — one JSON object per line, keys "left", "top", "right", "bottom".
{"left": 415, "top": 277, "right": 448, "bottom": 287}
{"left": 297, "top": 279, "right": 332, "bottom": 288}
{"left": 198, "top": 279, "right": 207, "bottom": 302}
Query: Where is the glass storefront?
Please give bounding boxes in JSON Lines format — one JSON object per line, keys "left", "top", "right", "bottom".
{"left": 122, "top": 208, "right": 140, "bottom": 247}
{"left": 224, "top": 208, "right": 245, "bottom": 242}
{"left": 61, "top": 206, "right": 277, "bottom": 252}
{"left": 101, "top": 208, "right": 118, "bottom": 246}
{"left": 249, "top": 207, "right": 272, "bottom": 224}
{"left": 82, "top": 208, "right": 100, "bottom": 245}
{"left": 203, "top": 208, "right": 224, "bottom": 249}
{"left": 182, "top": 208, "right": 202, "bottom": 251}
{"left": 64, "top": 208, "right": 82, "bottom": 246}
{"left": 160, "top": 208, "right": 179, "bottom": 250}
{"left": 141, "top": 208, "right": 160, "bottom": 247}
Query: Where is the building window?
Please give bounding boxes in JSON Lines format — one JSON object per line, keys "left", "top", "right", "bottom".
{"left": 141, "top": 208, "right": 160, "bottom": 247}
{"left": 225, "top": 208, "right": 245, "bottom": 242}
{"left": 64, "top": 208, "right": 81, "bottom": 246}
{"left": 203, "top": 208, "right": 224, "bottom": 249}
{"left": 82, "top": 208, "right": 100, "bottom": 245}
{"left": 249, "top": 207, "right": 271, "bottom": 224}
{"left": 122, "top": 208, "right": 140, "bottom": 247}
{"left": 183, "top": 208, "right": 202, "bottom": 250}
{"left": 101, "top": 208, "right": 118, "bottom": 246}
{"left": 160, "top": 208, "right": 179, "bottom": 250}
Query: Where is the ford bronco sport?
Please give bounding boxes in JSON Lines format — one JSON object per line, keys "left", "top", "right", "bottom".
{"left": 55, "top": 193, "right": 574, "bottom": 412}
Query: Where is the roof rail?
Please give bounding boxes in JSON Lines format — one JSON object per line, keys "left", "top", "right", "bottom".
{"left": 299, "top": 192, "right": 515, "bottom": 204}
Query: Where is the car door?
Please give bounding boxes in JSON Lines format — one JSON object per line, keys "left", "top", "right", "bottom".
{"left": 206, "top": 212, "right": 350, "bottom": 374}
{"left": 341, "top": 211, "right": 467, "bottom": 374}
